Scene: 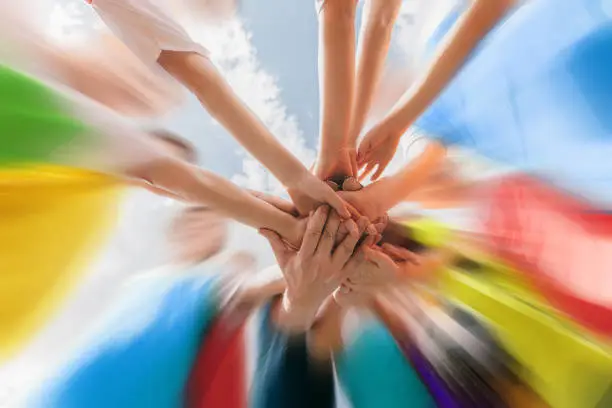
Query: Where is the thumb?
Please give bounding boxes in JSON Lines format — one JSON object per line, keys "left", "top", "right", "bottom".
{"left": 357, "top": 128, "right": 380, "bottom": 161}
{"left": 357, "top": 139, "right": 371, "bottom": 163}
{"left": 259, "top": 228, "right": 291, "bottom": 266}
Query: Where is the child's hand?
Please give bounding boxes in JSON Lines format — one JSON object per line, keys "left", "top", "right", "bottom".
{"left": 357, "top": 120, "right": 403, "bottom": 181}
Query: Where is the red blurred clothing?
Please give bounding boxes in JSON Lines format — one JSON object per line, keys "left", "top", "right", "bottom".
{"left": 185, "top": 316, "right": 247, "bottom": 408}
{"left": 482, "top": 175, "right": 612, "bottom": 338}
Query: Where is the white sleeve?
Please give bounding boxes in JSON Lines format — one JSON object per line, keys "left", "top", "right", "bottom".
{"left": 90, "top": 0, "right": 210, "bottom": 67}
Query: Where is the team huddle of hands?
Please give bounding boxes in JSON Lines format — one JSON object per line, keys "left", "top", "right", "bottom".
{"left": 64, "top": 0, "right": 509, "bottom": 333}
{"left": 253, "top": 154, "right": 421, "bottom": 332}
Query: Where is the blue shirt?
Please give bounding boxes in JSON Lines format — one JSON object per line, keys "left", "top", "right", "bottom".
{"left": 335, "top": 318, "right": 435, "bottom": 408}
{"left": 35, "top": 271, "right": 219, "bottom": 408}
{"left": 416, "top": 0, "right": 612, "bottom": 206}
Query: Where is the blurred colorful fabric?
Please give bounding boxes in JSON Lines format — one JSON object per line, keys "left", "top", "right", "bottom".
{"left": 0, "top": 61, "right": 172, "bottom": 360}
{"left": 416, "top": 0, "right": 612, "bottom": 206}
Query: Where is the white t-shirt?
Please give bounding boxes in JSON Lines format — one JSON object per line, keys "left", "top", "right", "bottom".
{"left": 90, "top": 0, "right": 210, "bottom": 68}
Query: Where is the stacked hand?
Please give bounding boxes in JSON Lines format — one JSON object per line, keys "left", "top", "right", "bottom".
{"left": 259, "top": 206, "right": 366, "bottom": 331}
{"left": 356, "top": 120, "right": 404, "bottom": 181}
{"left": 252, "top": 168, "right": 419, "bottom": 330}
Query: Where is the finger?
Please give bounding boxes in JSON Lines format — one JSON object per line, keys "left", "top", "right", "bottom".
{"left": 361, "top": 233, "right": 377, "bottom": 248}
{"left": 301, "top": 206, "right": 330, "bottom": 256}
{"left": 381, "top": 243, "right": 418, "bottom": 262}
{"left": 381, "top": 243, "right": 420, "bottom": 265}
{"left": 335, "top": 219, "right": 357, "bottom": 249}
{"left": 373, "top": 222, "right": 386, "bottom": 234}
{"left": 349, "top": 150, "right": 358, "bottom": 176}
{"left": 356, "top": 216, "right": 370, "bottom": 235}
{"left": 358, "top": 162, "right": 377, "bottom": 182}
{"left": 341, "top": 242, "right": 368, "bottom": 273}
{"left": 326, "top": 180, "right": 340, "bottom": 191}
{"left": 249, "top": 189, "right": 298, "bottom": 216}
{"left": 371, "top": 158, "right": 391, "bottom": 181}
{"left": 366, "top": 222, "right": 378, "bottom": 236}
{"left": 321, "top": 186, "right": 351, "bottom": 219}
{"left": 365, "top": 248, "right": 398, "bottom": 272}
{"left": 316, "top": 209, "right": 341, "bottom": 255}
{"left": 374, "top": 213, "right": 390, "bottom": 230}
{"left": 342, "top": 176, "right": 362, "bottom": 192}
{"left": 331, "top": 227, "right": 361, "bottom": 268}
{"left": 357, "top": 138, "right": 373, "bottom": 164}
{"left": 346, "top": 202, "right": 363, "bottom": 219}
{"left": 259, "top": 228, "right": 292, "bottom": 267}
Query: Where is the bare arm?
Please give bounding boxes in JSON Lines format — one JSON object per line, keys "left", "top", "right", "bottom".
{"left": 351, "top": 142, "right": 447, "bottom": 217}
{"left": 315, "top": 0, "right": 358, "bottom": 178}
{"left": 383, "top": 0, "right": 515, "bottom": 135}
{"left": 307, "top": 298, "right": 347, "bottom": 358}
{"left": 348, "top": 0, "right": 403, "bottom": 146}
{"left": 158, "top": 51, "right": 309, "bottom": 188}
{"left": 130, "top": 157, "right": 304, "bottom": 247}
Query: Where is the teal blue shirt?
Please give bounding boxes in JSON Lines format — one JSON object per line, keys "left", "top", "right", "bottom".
{"left": 335, "top": 319, "right": 435, "bottom": 408}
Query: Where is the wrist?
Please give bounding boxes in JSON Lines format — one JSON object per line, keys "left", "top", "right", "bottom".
{"left": 368, "top": 177, "right": 403, "bottom": 214}
{"left": 274, "top": 292, "right": 320, "bottom": 333}
{"left": 281, "top": 166, "right": 311, "bottom": 189}
{"left": 284, "top": 218, "right": 306, "bottom": 250}
{"left": 385, "top": 109, "right": 411, "bottom": 137}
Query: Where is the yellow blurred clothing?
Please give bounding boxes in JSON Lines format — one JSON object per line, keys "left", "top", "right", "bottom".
{"left": 0, "top": 165, "right": 124, "bottom": 360}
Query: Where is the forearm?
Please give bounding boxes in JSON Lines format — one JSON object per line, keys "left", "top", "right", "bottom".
{"left": 348, "top": 0, "right": 402, "bottom": 145}
{"left": 376, "top": 142, "right": 447, "bottom": 212}
{"left": 317, "top": 0, "right": 357, "bottom": 159}
{"left": 158, "top": 52, "right": 307, "bottom": 186}
{"left": 386, "top": 0, "right": 515, "bottom": 133}
{"left": 131, "top": 158, "right": 302, "bottom": 245}
{"left": 308, "top": 298, "right": 346, "bottom": 357}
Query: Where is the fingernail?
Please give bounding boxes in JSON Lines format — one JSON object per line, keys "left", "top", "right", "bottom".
{"left": 367, "top": 224, "right": 377, "bottom": 235}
